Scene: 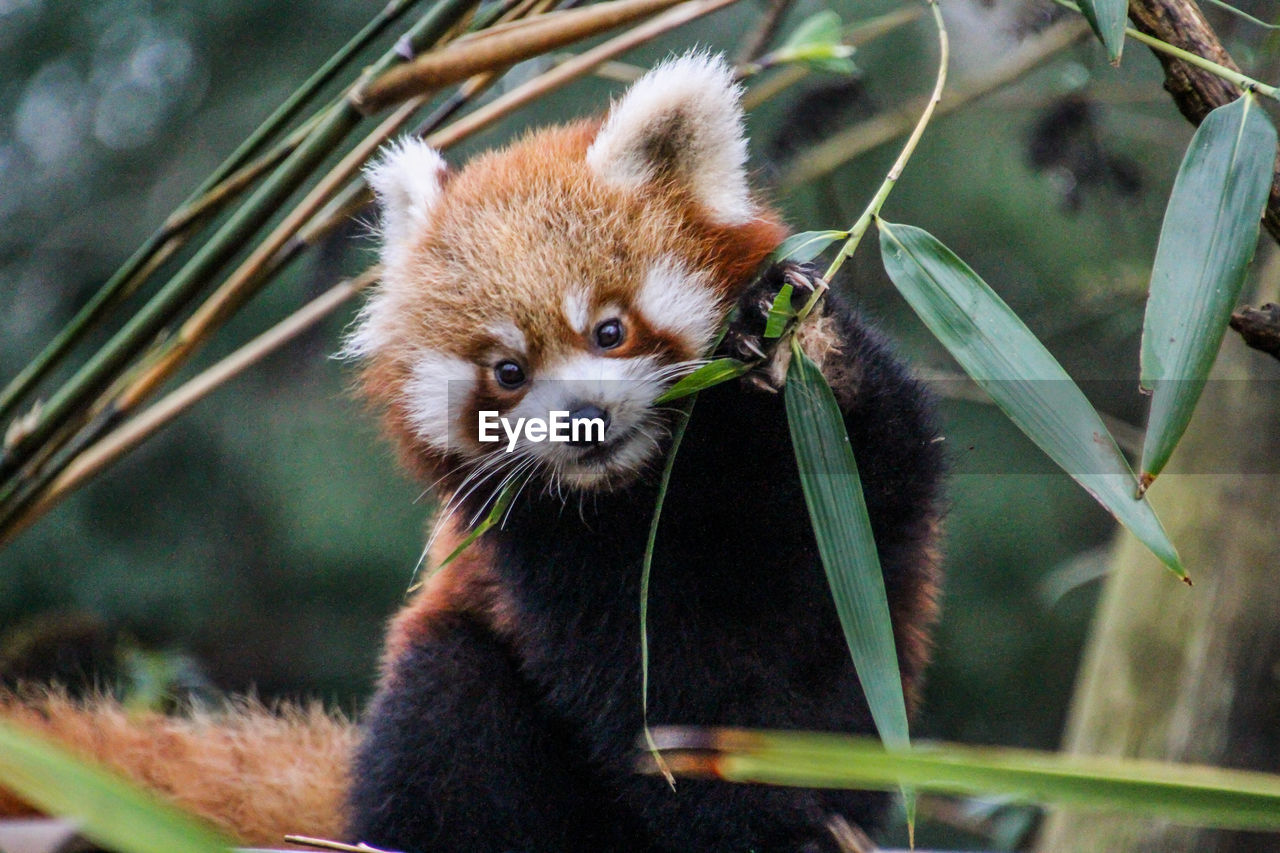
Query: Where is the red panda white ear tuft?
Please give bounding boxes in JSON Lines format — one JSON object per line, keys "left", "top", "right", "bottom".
{"left": 366, "top": 137, "right": 447, "bottom": 246}
{"left": 586, "top": 52, "right": 752, "bottom": 224}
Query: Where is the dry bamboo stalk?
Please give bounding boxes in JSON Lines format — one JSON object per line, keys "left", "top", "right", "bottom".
{"left": 352, "top": 0, "right": 689, "bottom": 113}
{"left": 0, "top": 269, "right": 378, "bottom": 546}
{"left": 289, "top": 0, "right": 746, "bottom": 252}
{"left": 113, "top": 98, "right": 425, "bottom": 416}
{"left": 428, "top": 0, "right": 744, "bottom": 149}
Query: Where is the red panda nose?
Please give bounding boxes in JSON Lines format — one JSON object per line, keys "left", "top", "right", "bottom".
{"left": 566, "top": 405, "right": 610, "bottom": 447}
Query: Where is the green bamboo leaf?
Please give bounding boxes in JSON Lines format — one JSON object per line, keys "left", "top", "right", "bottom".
{"left": 653, "top": 728, "right": 1280, "bottom": 832}
{"left": 780, "top": 10, "right": 843, "bottom": 50}
{"left": 1139, "top": 93, "right": 1277, "bottom": 488}
{"left": 784, "top": 340, "right": 909, "bottom": 752}
{"left": 878, "top": 220, "right": 1185, "bottom": 580}
{"left": 773, "top": 11, "right": 859, "bottom": 76}
{"left": 1077, "top": 0, "right": 1127, "bottom": 63}
{"left": 770, "top": 43, "right": 857, "bottom": 76}
{"left": 433, "top": 476, "right": 523, "bottom": 571}
{"left": 770, "top": 230, "right": 847, "bottom": 263}
{"left": 0, "top": 720, "right": 233, "bottom": 853}
{"left": 763, "top": 284, "right": 796, "bottom": 339}
{"left": 654, "top": 358, "right": 751, "bottom": 403}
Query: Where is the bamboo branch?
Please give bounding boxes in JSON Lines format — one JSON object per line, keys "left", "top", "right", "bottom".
{"left": 0, "top": 270, "right": 378, "bottom": 546}
{"left": 809, "top": 0, "right": 952, "bottom": 293}
{"left": 0, "top": 0, "right": 431, "bottom": 426}
{"left": 426, "top": 0, "right": 745, "bottom": 149}
{"left": 1122, "top": 0, "right": 1280, "bottom": 245}
{"left": 0, "top": 95, "right": 429, "bottom": 535}
{"left": 0, "top": 0, "right": 479, "bottom": 488}
{"left": 352, "top": 0, "right": 690, "bottom": 113}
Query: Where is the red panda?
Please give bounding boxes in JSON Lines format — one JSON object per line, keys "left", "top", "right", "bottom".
{"left": 1, "top": 53, "right": 942, "bottom": 853}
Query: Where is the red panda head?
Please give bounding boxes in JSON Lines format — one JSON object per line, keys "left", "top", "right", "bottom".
{"left": 346, "top": 53, "right": 786, "bottom": 494}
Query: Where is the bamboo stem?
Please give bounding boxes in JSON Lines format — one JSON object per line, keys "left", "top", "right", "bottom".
{"left": 0, "top": 0, "right": 479, "bottom": 486}
{"left": 352, "top": 0, "right": 689, "bottom": 113}
{"left": 802, "top": 0, "right": 950, "bottom": 312}
{"left": 120, "top": 99, "right": 426, "bottom": 415}
{"left": 428, "top": 0, "right": 744, "bottom": 149}
{"left": 1052, "top": 0, "right": 1279, "bottom": 97}
{"left": 0, "top": 0, "right": 430, "bottom": 426}
{"left": 0, "top": 270, "right": 378, "bottom": 546}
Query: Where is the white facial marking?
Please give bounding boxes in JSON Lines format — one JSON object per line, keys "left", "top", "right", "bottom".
{"left": 403, "top": 350, "right": 475, "bottom": 451}
{"left": 563, "top": 288, "right": 590, "bottom": 335}
{"left": 486, "top": 321, "right": 527, "bottom": 354}
{"left": 636, "top": 258, "right": 722, "bottom": 354}
{"left": 503, "top": 352, "right": 667, "bottom": 486}
{"left": 586, "top": 51, "right": 752, "bottom": 224}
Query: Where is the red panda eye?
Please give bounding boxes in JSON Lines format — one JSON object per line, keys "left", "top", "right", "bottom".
{"left": 494, "top": 361, "right": 526, "bottom": 389}
{"left": 594, "top": 319, "right": 624, "bottom": 349}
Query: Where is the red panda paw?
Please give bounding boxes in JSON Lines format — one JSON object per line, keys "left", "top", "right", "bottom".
{"left": 720, "top": 260, "right": 824, "bottom": 392}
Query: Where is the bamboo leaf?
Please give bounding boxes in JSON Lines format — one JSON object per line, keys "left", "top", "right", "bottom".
{"left": 878, "top": 220, "right": 1185, "bottom": 579}
{"left": 433, "top": 476, "right": 523, "bottom": 571}
{"left": 780, "top": 10, "right": 843, "bottom": 49}
{"left": 654, "top": 358, "right": 751, "bottom": 403}
{"left": 1077, "top": 0, "right": 1126, "bottom": 63}
{"left": 763, "top": 283, "right": 796, "bottom": 339}
{"left": 771, "top": 230, "right": 847, "bottom": 263}
{"left": 784, "top": 340, "right": 909, "bottom": 751}
{"left": 639, "top": 397, "right": 697, "bottom": 789}
{"left": 0, "top": 719, "right": 233, "bottom": 853}
{"left": 652, "top": 728, "right": 1280, "bottom": 832}
{"left": 1138, "top": 93, "right": 1277, "bottom": 488}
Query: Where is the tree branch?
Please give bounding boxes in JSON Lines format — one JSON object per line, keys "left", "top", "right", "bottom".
{"left": 1127, "top": 0, "right": 1280, "bottom": 245}
{"left": 1229, "top": 304, "right": 1280, "bottom": 361}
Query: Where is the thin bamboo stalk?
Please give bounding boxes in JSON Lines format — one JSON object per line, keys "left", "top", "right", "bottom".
{"left": 0, "top": 270, "right": 378, "bottom": 547}
{"left": 0, "top": 0, "right": 431, "bottom": 425}
{"left": 0, "top": 0, "right": 479, "bottom": 486}
{"left": 120, "top": 98, "right": 427, "bottom": 413}
{"left": 0, "top": 96, "right": 427, "bottom": 534}
{"left": 352, "top": 0, "right": 689, "bottom": 113}
{"left": 427, "top": 0, "right": 744, "bottom": 149}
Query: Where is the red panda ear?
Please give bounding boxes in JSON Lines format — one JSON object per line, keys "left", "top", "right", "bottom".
{"left": 586, "top": 52, "right": 752, "bottom": 224}
{"left": 366, "top": 138, "right": 448, "bottom": 246}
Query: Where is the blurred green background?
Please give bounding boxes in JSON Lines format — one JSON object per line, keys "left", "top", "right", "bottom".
{"left": 1, "top": 0, "right": 1275, "bottom": 846}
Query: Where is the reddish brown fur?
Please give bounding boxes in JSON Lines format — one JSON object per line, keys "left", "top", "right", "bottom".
{"left": 379, "top": 513, "right": 516, "bottom": 687}
{"left": 0, "top": 692, "right": 355, "bottom": 846}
